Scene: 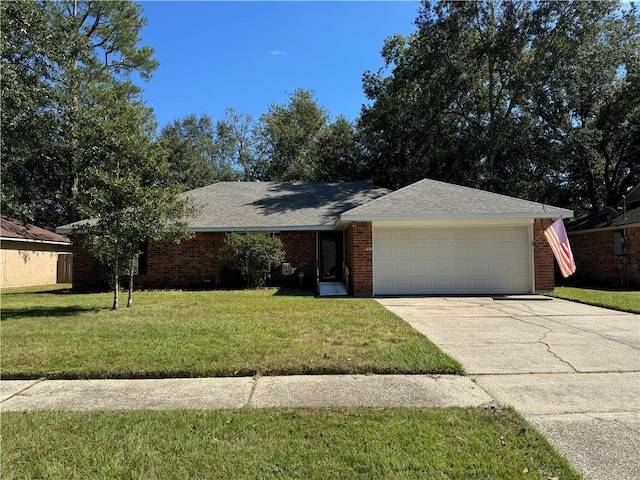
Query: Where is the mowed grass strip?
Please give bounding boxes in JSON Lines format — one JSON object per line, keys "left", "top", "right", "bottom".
{"left": 552, "top": 286, "right": 640, "bottom": 314}
{"left": 1, "top": 407, "right": 579, "bottom": 480}
{"left": 1, "top": 285, "right": 462, "bottom": 379}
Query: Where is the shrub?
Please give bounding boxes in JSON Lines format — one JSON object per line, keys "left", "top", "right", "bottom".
{"left": 223, "top": 232, "right": 285, "bottom": 288}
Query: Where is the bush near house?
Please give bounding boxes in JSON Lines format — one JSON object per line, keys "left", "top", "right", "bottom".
{"left": 222, "top": 232, "right": 286, "bottom": 288}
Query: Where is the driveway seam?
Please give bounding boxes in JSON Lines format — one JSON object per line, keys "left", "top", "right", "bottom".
{"left": 584, "top": 413, "right": 640, "bottom": 436}
{"left": 0, "top": 378, "right": 43, "bottom": 404}
{"left": 470, "top": 370, "right": 640, "bottom": 376}
{"left": 244, "top": 373, "right": 261, "bottom": 408}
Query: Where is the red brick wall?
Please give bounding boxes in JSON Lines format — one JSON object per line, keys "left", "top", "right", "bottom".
{"left": 345, "top": 222, "right": 373, "bottom": 297}
{"left": 533, "top": 218, "right": 555, "bottom": 292}
{"left": 72, "top": 245, "right": 108, "bottom": 291}
{"left": 569, "top": 226, "right": 640, "bottom": 286}
{"left": 72, "top": 231, "right": 318, "bottom": 291}
{"left": 278, "top": 231, "right": 317, "bottom": 289}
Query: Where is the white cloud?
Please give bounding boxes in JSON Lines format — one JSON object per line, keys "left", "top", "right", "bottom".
{"left": 270, "top": 50, "right": 285, "bottom": 56}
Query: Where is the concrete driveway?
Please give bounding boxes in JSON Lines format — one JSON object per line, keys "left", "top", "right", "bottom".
{"left": 378, "top": 296, "right": 640, "bottom": 480}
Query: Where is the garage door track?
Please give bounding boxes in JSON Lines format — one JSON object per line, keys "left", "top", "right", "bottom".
{"left": 379, "top": 296, "right": 640, "bottom": 480}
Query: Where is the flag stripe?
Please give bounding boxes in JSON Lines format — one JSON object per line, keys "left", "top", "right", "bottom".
{"left": 543, "top": 219, "right": 576, "bottom": 278}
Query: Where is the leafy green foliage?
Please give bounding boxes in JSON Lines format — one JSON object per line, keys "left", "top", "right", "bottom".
{"left": 223, "top": 233, "right": 285, "bottom": 288}
{"left": 214, "top": 107, "right": 270, "bottom": 181}
{"left": 261, "top": 89, "right": 329, "bottom": 181}
{"left": 1, "top": 0, "right": 158, "bottom": 228}
{"left": 75, "top": 92, "right": 197, "bottom": 309}
{"left": 359, "top": 0, "right": 639, "bottom": 212}
{"left": 157, "top": 113, "right": 237, "bottom": 190}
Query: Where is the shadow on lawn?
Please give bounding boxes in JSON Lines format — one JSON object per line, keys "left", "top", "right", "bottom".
{"left": 0, "top": 305, "right": 103, "bottom": 321}
{"left": 272, "top": 287, "right": 314, "bottom": 297}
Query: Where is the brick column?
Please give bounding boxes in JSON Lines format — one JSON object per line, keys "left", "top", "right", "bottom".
{"left": 533, "top": 218, "right": 554, "bottom": 292}
{"left": 345, "top": 221, "right": 373, "bottom": 297}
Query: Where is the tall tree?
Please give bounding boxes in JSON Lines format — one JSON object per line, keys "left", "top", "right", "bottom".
{"left": 261, "top": 89, "right": 329, "bottom": 182}
{"left": 315, "top": 116, "right": 361, "bottom": 182}
{"left": 157, "top": 113, "right": 236, "bottom": 190}
{"left": 358, "top": 0, "right": 639, "bottom": 212}
{"left": 1, "top": 0, "right": 158, "bottom": 228}
{"left": 214, "top": 108, "right": 270, "bottom": 181}
{"left": 78, "top": 96, "right": 196, "bottom": 309}
{"left": 1, "top": 1, "right": 62, "bottom": 226}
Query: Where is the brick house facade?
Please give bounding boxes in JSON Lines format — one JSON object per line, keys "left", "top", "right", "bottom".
{"left": 72, "top": 230, "right": 320, "bottom": 291}
{"left": 568, "top": 226, "right": 640, "bottom": 286}
{"left": 61, "top": 180, "right": 571, "bottom": 296}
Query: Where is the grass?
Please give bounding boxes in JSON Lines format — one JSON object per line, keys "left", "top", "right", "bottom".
{"left": 552, "top": 286, "right": 640, "bottom": 314}
{"left": 1, "top": 407, "right": 579, "bottom": 480}
{"left": 0, "top": 285, "right": 462, "bottom": 379}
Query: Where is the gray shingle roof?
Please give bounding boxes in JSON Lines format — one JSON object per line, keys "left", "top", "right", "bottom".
{"left": 184, "top": 182, "right": 390, "bottom": 230}
{"left": 341, "top": 178, "right": 572, "bottom": 220}
{"left": 567, "top": 203, "right": 640, "bottom": 232}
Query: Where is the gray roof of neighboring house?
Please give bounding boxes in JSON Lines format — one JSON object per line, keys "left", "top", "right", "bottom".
{"left": 342, "top": 178, "right": 573, "bottom": 220}
{"left": 566, "top": 183, "right": 640, "bottom": 232}
{"left": 567, "top": 204, "right": 640, "bottom": 232}
{"left": 1, "top": 215, "right": 71, "bottom": 244}
{"left": 184, "top": 182, "right": 390, "bottom": 230}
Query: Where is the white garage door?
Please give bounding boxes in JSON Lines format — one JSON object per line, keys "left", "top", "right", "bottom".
{"left": 374, "top": 226, "right": 531, "bottom": 295}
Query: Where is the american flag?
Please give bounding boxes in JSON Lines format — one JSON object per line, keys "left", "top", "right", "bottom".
{"left": 543, "top": 218, "right": 576, "bottom": 278}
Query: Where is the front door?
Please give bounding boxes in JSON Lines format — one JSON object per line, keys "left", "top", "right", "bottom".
{"left": 318, "top": 232, "right": 343, "bottom": 282}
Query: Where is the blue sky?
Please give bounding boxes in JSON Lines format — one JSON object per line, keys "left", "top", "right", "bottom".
{"left": 137, "top": 1, "right": 421, "bottom": 129}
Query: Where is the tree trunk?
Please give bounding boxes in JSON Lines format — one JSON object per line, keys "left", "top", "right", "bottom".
{"left": 112, "top": 267, "right": 119, "bottom": 310}
{"left": 127, "top": 258, "right": 135, "bottom": 308}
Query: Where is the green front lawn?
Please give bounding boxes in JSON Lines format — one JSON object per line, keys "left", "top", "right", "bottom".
{"left": 552, "top": 286, "right": 640, "bottom": 314}
{"left": 1, "top": 285, "right": 462, "bottom": 379}
{"left": 1, "top": 407, "right": 579, "bottom": 480}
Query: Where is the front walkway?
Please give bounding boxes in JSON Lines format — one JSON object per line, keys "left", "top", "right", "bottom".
{"left": 378, "top": 295, "right": 640, "bottom": 480}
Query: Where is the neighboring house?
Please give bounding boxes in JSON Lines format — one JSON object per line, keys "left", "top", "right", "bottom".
{"left": 567, "top": 184, "right": 640, "bottom": 286}
{"left": 1, "top": 215, "right": 72, "bottom": 288}
{"left": 58, "top": 179, "right": 572, "bottom": 296}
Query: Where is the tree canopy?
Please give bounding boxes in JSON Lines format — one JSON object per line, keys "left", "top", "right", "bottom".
{"left": 1, "top": 0, "right": 159, "bottom": 228}
{"left": 358, "top": 0, "right": 639, "bottom": 213}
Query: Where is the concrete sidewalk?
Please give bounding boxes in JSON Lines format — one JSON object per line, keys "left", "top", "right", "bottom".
{"left": 0, "top": 374, "right": 492, "bottom": 412}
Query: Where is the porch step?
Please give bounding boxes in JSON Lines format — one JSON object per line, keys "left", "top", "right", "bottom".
{"left": 318, "top": 282, "right": 348, "bottom": 297}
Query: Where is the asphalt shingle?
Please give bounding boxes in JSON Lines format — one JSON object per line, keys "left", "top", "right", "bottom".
{"left": 342, "top": 178, "right": 572, "bottom": 219}
{"left": 1, "top": 216, "right": 70, "bottom": 244}
{"left": 184, "top": 182, "right": 390, "bottom": 230}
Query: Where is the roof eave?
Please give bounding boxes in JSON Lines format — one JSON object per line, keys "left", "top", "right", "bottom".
{"left": 0, "top": 236, "right": 71, "bottom": 246}
{"left": 340, "top": 211, "right": 574, "bottom": 222}
{"left": 188, "top": 225, "right": 335, "bottom": 232}
{"left": 568, "top": 221, "right": 640, "bottom": 234}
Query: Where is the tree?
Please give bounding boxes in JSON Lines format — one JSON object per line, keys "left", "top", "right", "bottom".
{"left": 77, "top": 96, "right": 196, "bottom": 309}
{"left": 222, "top": 232, "right": 285, "bottom": 288}
{"left": 261, "top": 89, "right": 329, "bottom": 181}
{"left": 157, "top": 113, "right": 236, "bottom": 190}
{"left": 214, "top": 108, "right": 270, "bottom": 181}
{"left": 358, "top": 0, "right": 639, "bottom": 212}
{"left": 315, "top": 116, "right": 361, "bottom": 182}
{"left": 1, "top": 0, "right": 158, "bottom": 228}
{"left": 1, "top": 1, "right": 64, "bottom": 226}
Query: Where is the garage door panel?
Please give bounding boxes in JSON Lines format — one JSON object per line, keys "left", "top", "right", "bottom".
{"left": 374, "top": 226, "right": 531, "bottom": 295}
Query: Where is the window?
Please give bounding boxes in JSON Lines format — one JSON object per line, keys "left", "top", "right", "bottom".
{"left": 135, "top": 240, "right": 148, "bottom": 275}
